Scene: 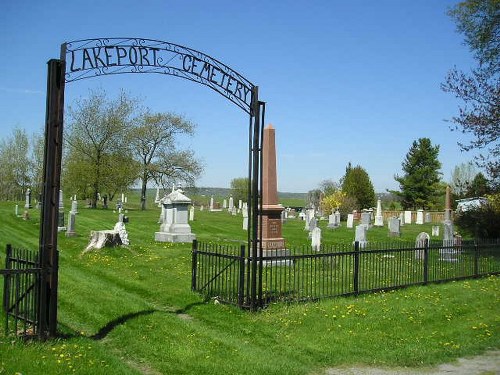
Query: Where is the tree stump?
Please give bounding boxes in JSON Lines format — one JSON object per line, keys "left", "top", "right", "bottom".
{"left": 84, "top": 230, "right": 122, "bottom": 253}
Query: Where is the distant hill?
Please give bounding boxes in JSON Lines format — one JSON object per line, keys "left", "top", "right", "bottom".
{"left": 142, "top": 187, "right": 306, "bottom": 205}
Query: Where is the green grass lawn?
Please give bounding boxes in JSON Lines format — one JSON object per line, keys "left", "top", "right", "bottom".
{"left": 0, "top": 200, "right": 498, "bottom": 374}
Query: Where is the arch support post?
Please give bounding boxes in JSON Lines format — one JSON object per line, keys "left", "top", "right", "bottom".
{"left": 39, "top": 58, "right": 65, "bottom": 339}
{"left": 248, "top": 86, "right": 264, "bottom": 310}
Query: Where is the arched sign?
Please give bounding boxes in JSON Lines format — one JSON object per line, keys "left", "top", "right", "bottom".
{"left": 62, "top": 38, "right": 255, "bottom": 114}
{"left": 37, "top": 37, "right": 264, "bottom": 338}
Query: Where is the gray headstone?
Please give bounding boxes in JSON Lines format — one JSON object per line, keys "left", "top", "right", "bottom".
{"left": 354, "top": 224, "right": 368, "bottom": 248}
{"left": 360, "top": 212, "right": 371, "bottom": 226}
{"left": 25, "top": 188, "right": 32, "bottom": 209}
{"left": 425, "top": 212, "right": 432, "bottom": 223}
{"left": 415, "top": 232, "right": 430, "bottom": 260}
{"left": 66, "top": 211, "right": 76, "bottom": 237}
{"left": 388, "top": 217, "right": 401, "bottom": 237}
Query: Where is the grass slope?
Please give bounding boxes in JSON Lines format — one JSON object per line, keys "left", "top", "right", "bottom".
{"left": 0, "top": 200, "right": 498, "bottom": 374}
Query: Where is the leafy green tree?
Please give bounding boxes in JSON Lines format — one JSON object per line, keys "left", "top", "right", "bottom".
{"left": 442, "top": 0, "right": 499, "bottom": 184}
{"left": 392, "top": 138, "right": 442, "bottom": 210}
{"left": 230, "top": 177, "right": 249, "bottom": 204}
{"left": 29, "top": 131, "right": 45, "bottom": 199}
{"left": 64, "top": 89, "right": 136, "bottom": 208}
{"left": 0, "top": 128, "right": 31, "bottom": 200}
{"left": 450, "top": 161, "right": 478, "bottom": 199}
{"left": 341, "top": 163, "right": 376, "bottom": 209}
{"left": 129, "top": 111, "right": 202, "bottom": 210}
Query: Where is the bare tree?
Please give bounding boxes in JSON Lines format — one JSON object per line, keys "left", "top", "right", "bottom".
{"left": 129, "top": 111, "right": 203, "bottom": 210}
{"left": 65, "top": 89, "right": 136, "bottom": 207}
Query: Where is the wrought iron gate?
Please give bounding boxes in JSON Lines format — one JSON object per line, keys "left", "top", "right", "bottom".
{"left": 1, "top": 245, "right": 42, "bottom": 337}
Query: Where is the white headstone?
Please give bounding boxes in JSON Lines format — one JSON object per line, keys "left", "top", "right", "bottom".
{"left": 311, "top": 227, "right": 321, "bottom": 251}
{"left": 155, "top": 187, "right": 160, "bottom": 203}
{"left": 399, "top": 212, "right": 405, "bottom": 226}
{"left": 431, "top": 225, "right": 440, "bottom": 236}
{"left": 374, "top": 199, "right": 383, "bottom": 227}
{"left": 416, "top": 209, "right": 424, "bottom": 225}
{"left": 189, "top": 206, "right": 194, "bottom": 221}
{"left": 209, "top": 196, "right": 214, "bottom": 211}
{"left": 15, "top": 204, "right": 19, "bottom": 216}
{"left": 228, "top": 196, "right": 234, "bottom": 211}
{"left": 223, "top": 199, "right": 227, "bottom": 209}
{"left": 71, "top": 200, "right": 78, "bottom": 214}
{"left": 59, "top": 190, "right": 64, "bottom": 210}
{"left": 304, "top": 211, "right": 311, "bottom": 230}
{"left": 238, "top": 200, "right": 242, "bottom": 209}
{"left": 346, "top": 214, "right": 354, "bottom": 228}
{"left": 404, "top": 210, "right": 412, "bottom": 225}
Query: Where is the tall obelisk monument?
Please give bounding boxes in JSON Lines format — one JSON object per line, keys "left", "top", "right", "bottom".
{"left": 261, "top": 124, "right": 286, "bottom": 253}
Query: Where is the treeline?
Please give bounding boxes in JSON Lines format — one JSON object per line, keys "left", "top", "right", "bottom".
{"left": 0, "top": 89, "right": 203, "bottom": 209}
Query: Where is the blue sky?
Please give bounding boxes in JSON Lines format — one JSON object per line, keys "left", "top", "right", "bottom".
{"left": 0, "top": 0, "right": 478, "bottom": 193}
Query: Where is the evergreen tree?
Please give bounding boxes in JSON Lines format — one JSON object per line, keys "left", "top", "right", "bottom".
{"left": 341, "top": 163, "right": 376, "bottom": 209}
{"left": 466, "top": 172, "right": 491, "bottom": 197}
{"left": 393, "top": 138, "right": 442, "bottom": 210}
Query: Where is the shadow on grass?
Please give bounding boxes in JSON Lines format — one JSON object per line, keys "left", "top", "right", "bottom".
{"left": 86, "top": 301, "right": 206, "bottom": 340}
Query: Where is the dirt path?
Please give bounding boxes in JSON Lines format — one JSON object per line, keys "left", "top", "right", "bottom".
{"left": 323, "top": 350, "right": 500, "bottom": 375}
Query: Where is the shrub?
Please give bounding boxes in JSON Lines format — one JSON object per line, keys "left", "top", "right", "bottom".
{"left": 455, "top": 203, "right": 500, "bottom": 238}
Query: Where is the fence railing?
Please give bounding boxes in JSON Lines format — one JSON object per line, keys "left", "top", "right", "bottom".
{"left": 192, "top": 239, "right": 500, "bottom": 308}
{"left": 1, "top": 245, "right": 41, "bottom": 336}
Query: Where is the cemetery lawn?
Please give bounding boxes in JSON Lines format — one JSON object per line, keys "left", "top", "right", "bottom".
{"left": 0, "top": 201, "right": 498, "bottom": 375}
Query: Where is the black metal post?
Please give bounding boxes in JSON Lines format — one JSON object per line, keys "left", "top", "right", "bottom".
{"left": 39, "top": 58, "right": 65, "bottom": 339}
{"left": 423, "top": 239, "right": 429, "bottom": 284}
{"left": 191, "top": 240, "right": 198, "bottom": 291}
{"left": 238, "top": 244, "right": 246, "bottom": 307}
{"left": 257, "top": 100, "right": 265, "bottom": 307}
{"left": 3, "top": 245, "right": 11, "bottom": 334}
{"left": 474, "top": 241, "right": 480, "bottom": 278}
{"left": 353, "top": 241, "right": 360, "bottom": 295}
{"left": 250, "top": 86, "right": 260, "bottom": 311}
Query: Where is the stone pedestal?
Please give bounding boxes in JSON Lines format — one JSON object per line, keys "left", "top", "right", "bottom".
{"left": 260, "top": 205, "right": 286, "bottom": 251}
{"left": 155, "top": 188, "right": 196, "bottom": 243}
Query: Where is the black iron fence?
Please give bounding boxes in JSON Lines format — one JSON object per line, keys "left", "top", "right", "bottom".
{"left": 1, "top": 245, "right": 41, "bottom": 337}
{"left": 191, "top": 239, "right": 500, "bottom": 308}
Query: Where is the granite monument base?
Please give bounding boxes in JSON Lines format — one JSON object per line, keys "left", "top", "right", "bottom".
{"left": 155, "top": 232, "right": 196, "bottom": 243}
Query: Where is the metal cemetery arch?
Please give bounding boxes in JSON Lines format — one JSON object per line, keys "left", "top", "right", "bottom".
{"left": 39, "top": 38, "right": 264, "bottom": 338}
